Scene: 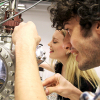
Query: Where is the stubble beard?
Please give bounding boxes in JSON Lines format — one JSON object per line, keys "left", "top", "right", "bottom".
{"left": 78, "top": 44, "right": 100, "bottom": 71}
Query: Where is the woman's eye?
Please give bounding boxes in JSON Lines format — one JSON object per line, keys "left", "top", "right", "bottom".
{"left": 53, "top": 42, "right": 57, "bottom": 43}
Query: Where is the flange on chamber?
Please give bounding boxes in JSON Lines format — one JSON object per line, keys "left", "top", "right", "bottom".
{"left": 0, "top": 45, "right": 14, "bottom": 100}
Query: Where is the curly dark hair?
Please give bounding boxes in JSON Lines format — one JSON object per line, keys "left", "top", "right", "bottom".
{"left": 48, "top": 0, "right": 100, "bottom": 30}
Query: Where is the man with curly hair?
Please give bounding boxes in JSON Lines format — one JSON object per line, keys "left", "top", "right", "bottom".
{"left": 12, "top": 0, "right": 100, "bottom": 100}
{"left": 43, "top": 0, "right": 100, "bottom": 100}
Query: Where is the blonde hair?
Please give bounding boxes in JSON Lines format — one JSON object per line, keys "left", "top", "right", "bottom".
{"left": 50, "top": 29, "right": 100, "bottom": 89}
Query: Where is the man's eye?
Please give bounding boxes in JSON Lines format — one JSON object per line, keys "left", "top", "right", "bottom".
{"left": 65, "top": 29, "right": 70, "bottom": 36}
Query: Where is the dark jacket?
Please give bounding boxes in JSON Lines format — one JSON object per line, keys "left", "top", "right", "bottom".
{"left": 55, "top": 62, "right": 97, "bottom": 100}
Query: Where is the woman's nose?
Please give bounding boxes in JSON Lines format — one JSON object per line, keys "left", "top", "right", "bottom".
{"left": 48, "top": 41, "right": 51, "bottom": 46}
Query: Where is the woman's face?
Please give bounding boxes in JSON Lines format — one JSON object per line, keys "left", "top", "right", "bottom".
{"left": 48, "top": 30, "right": 68, "bottom": 60}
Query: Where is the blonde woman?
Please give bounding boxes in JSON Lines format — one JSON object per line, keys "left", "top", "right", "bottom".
{"left": 39, "top": 29, "right": 100, "bottom": 100}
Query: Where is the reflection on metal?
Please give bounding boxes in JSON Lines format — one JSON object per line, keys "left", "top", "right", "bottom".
{"left": 36, "top": 44, "right": 46, "bottom": 65}
{"left": 0, "top": 58, "right": 6, "bottom": 90}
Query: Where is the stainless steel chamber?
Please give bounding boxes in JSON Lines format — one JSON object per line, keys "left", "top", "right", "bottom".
{"left": 0, "top": 0, "right": 46, "bottom": 99}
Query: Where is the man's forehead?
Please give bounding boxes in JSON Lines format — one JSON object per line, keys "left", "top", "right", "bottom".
{"left": 63, "top": 16, "right": 80, "bottom": 27}
{"left": 63, "top": 19, "right": 75, "bottom": 28}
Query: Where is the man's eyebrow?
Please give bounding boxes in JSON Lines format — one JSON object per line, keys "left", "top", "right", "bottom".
{"left": 63, "top": 22, "right": 70, "bottom": 26}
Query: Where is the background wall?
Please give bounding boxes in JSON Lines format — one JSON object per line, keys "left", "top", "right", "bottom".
{"left": 20, "top": 2, "right": 100, "bottom": 80}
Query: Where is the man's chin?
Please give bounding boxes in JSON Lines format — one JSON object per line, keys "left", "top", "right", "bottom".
{"left": 78, "top": 58, "right": 100, "bottom": 70}
{"left": 78, "top": 63, "right": 89, "bottom": 71}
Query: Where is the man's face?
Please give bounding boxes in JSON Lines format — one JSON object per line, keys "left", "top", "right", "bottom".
{"left": 64, "top": 16, "right": 100, "bottom": 70}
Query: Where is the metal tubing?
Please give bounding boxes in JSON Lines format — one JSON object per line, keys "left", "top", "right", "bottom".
{"left": 0, "top": 0, "right": 42, "bottom": 25}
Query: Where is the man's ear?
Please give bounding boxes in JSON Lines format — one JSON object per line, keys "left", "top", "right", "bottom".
{"left": 96, "top": 21, "right": 100, "bottom": 35}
